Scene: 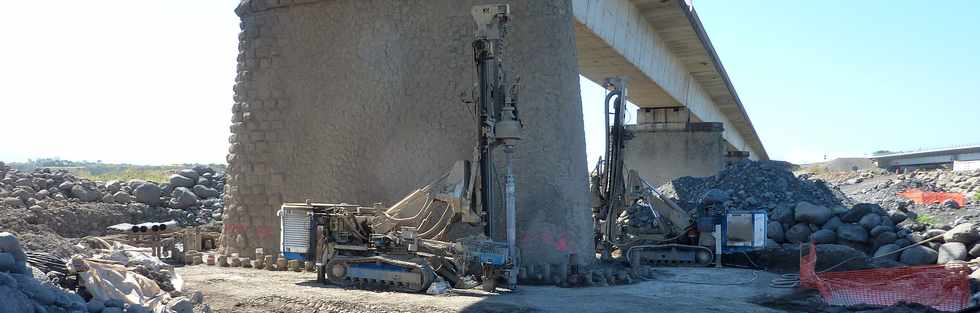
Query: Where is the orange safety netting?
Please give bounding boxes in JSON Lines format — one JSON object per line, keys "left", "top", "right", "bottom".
{"left": 800, "top": 243, "right": 972, "bottom": 311}
{"left": 898, "top": 189, "right": 965, "bottom": 207}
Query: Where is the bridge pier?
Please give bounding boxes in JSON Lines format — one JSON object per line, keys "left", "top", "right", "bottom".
{"left": 222, "top": 0, "right": 594, "bottom": 270}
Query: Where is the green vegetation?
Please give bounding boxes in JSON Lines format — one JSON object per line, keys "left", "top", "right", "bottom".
{"left": 72, "top": 167, "right": 173, "bottom": 183}
{"left": 974, "top": 192, "right": 980, "bottom": 202}
{"left": 915, "top": 213, "right": 937, "bottom": 225}
{"left": 9, "top": 158, "right": 225, "bottom": 183}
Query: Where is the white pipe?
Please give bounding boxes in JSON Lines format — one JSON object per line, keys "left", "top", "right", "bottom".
{"left": 505, "top": 145, "right": 518, "bottom": 289}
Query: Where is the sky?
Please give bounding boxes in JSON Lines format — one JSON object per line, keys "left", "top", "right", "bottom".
{"left": 1, "top": 1, "right": 977, "bottom": 166}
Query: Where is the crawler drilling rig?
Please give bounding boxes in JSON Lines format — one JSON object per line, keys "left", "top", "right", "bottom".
{"left": 590, "top": 77, "right": 768, "bottom": 268}
{"left": 279, "top": 4, "right": 520, "bottom": 293}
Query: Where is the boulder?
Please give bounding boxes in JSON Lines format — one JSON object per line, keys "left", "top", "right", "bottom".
{"left": 894, "top": 238, "right": 912, "bottom": 248}
{"left": 938, "top": 242, "right": 968, "bottom": 264}
{"left": 970, "top": 244, "right": 980, "bottom": 258}
{"left": 873, "top": 244, "right": 901, "bottom": 261}
{"left": 170, "top": 187, "right": 198, "bottom": 209}
{"left": 191, "top": 185, "right": 220, "bottom": 199}
{"left": 86, "top": 300, "right": 105, "bottom": 313}
{"left": 810, "top": 229, "right": 837, "bottom": 244}
{"left": 169, "top": 174, "right": 195, "bottom": 188}
{"left": 57, "top": 181, "right": 73, "bottom": 191}
{"left": 166, "top": 297, "right": 193, "bottom": 313}
{"left": 873, "top": 231, "right": 898, "bottom": 246}
{"left": 943, "top": 223, "right": 979, "bottom": 244}
{"left": 821, "top": 216, "right": 844, "bottom": 231}
{"left": 900, "top": 245, "right": 938, "bottom": 265}
{"left": 837, "top": 224, "right": 869, "bottom": 243}
{"left": 1, "top": 197, "right": 24, "bottom": 208}
{"left": 127, "top": 179, "right": 146, "bottom": 190}
{"left": 134, "top": 183, "right": 162, "bottom": 206}
{"left": 869, "top": 225, "right": 894, "bottom": 237}
{"left": 785, "top": 223, "right": 812, "bottom": 243}
{"left": 70, "top": 185, "right": 100, "bottom": 202}
{"left": 841, "top": 203, "right": 878, "bottom": 223}
{"left": 767, "top": 221, "right": 784, "bottom": 242}
{"left": 112, "top": 191, "right": 133, "bottom": 204}
{"left": 178, "top": 169, "right": 200, "bottom": 181}
{"left": 772, "top": 205, "right": 795, "bottom": 225}
{"left": 794, "top": 201, "right": 832, "bottom": 225}
{"left": 106, "top": 180, "right": 122, "bottom": 194}
{"left": 858, "top": 213, "right": 882, "bottom": 230}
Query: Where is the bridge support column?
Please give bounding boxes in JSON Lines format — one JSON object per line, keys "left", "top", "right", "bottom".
{"left": 222, "top": 0, "right": 594, "bottom": 271}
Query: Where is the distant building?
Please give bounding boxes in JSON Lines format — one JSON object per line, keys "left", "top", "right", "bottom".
{"left": 871, "top": 144, "right": 980, "bottom": 172}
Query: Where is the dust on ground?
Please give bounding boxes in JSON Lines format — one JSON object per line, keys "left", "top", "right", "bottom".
{"left": 179, "top": 265, "right": 793, "bottom": 313}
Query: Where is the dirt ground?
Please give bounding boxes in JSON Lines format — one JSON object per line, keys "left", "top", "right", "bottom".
{"left": 178, "top": 265, "right": 792, "bottom": 313}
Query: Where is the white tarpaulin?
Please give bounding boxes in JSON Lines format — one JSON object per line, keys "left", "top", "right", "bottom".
{"left": 77, "top": 260, "right": 171, "bottom": 312}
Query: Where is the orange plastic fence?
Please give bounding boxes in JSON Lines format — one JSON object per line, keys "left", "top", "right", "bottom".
{"left": 898, "top": 189, "right": 965, "bottom": 207}
{"left": 800, "top": 243, "right": 972, "bottom": 311}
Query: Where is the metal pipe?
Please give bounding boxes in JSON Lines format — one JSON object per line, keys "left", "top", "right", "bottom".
{"left": 504, "top": 144, "right": 517, "bottom": 288}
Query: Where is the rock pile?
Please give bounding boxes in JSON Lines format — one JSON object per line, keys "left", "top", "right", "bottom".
{"left": 660, "top": 160, "right": 849, "bottom": 212}
{"left": 0, "top": 163, "right": 225, "bottom": 225}
{"left": 0, "top": 232, "right": 88, "bottom": 312}
{"left": 849, "top": 169, "right": 980, "bottom": 211}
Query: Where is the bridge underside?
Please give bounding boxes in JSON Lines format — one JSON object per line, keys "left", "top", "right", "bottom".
{"left": 572, "top": 0, "right": 766, "bottom": 163}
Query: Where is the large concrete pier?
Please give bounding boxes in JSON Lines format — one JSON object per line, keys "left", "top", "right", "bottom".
{"left": 223, "top": 0, "right": 594, "bottom": 268}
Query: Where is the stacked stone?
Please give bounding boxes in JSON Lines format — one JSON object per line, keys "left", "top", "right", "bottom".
{"left": 221, "top": 0, "right": 292, "bottom": 259}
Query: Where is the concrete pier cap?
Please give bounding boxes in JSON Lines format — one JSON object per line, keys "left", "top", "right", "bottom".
{"left": 222, "top": 0, "right": 595, "bottom": 271}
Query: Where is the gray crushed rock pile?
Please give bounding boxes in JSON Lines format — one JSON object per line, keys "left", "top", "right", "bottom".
{"left": 660, "top": 160, "right": 850, "bottom": 211}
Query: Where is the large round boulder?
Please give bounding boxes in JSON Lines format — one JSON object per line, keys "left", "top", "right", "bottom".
{"left": 810, "top": 229, "right": 837, "bottom": 244}
{"left": 70, "top": 185, "right": 100, "bottom": 202}
{"left": 169, "top": 175, "right": 195, "bottom": 188}
{"left": 106, "top": 180, "right": 122, "bottom": 194}
{"left": 767, "top": 221, "right": 785, "bottom": 243}
{"left": 858, "top": 214, "right": 882, "bottom": 230}
{"left": 841, "top": 203, "right": 878, "bottom": 223}
{"left": 836, "top": 224, "right": 869, "bottom": 243}
{"left": 900, "top": 245, "right": 938, "bottom": 265}
{"left": 785, "top": 223, "right": 812, "bottom": 243}
{"left": 821, "top": 216, "right": 844, "bottom": 231}
{"left": 177, "top": 169, "right": 200, "bottom": 181}
{"left": 869, "top": 225, "right": 894, "bottom": 237}
{"left": 937, "top": 242, "right": 967, "bottom": 264}
{"left": 112, "top": 191, "right": 133, "bottom": 204}
{"left": 794, "top": 201, "right": 832, "bottom": 225}
{"left": 873, "top": 231, "right": 898, "bottom": 247}
{"left": 942, "top": 223, "right": 979, "bottom": 244}
{"left": 170, "top": 187, "right": 199, "bottom": 209}
{"left": 191, "top": 185, "right": 220, "bottom": 199}
{"left": 970, "top": 244, "right": 980, "bottom": 258}
{"left": 134, "top": 183, "right": 162, "bottom": 206}
{"left": 772, "top": 205, "right": 795, "bottom": 225}
{"left": 873, "top": 244, "right": 901, "bottom": 261}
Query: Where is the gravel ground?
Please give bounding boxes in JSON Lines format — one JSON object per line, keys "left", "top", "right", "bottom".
{"left": 178, "top": 265, "right": 792, "bottom": 313}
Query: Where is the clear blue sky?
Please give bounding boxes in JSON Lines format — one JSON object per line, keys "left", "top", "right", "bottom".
{"left": 692, "top": 0, "right": 980, "bottom": 163}
{"left": 1, "top": 1, "right": 977, "bottom": 165}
